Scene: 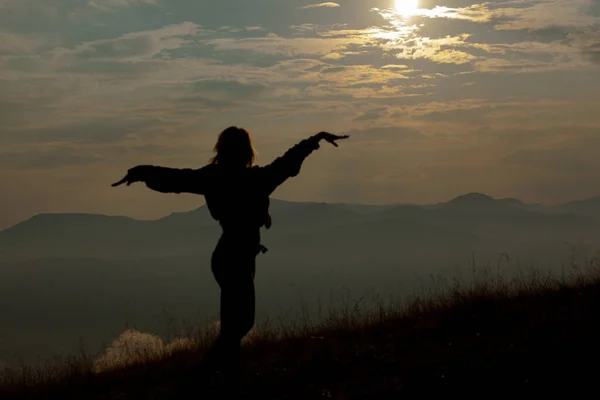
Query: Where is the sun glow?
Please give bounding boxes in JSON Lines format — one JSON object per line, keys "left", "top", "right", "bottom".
{"left": 395, "top": 0, "right": 419, "bottom": 16}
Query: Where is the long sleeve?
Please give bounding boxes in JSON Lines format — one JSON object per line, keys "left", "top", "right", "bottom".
{"left": 259, "top": 135, "right": 321, "bottom": 195}
{"left": 137, "top": 164, "right": 215, "bottom": 195}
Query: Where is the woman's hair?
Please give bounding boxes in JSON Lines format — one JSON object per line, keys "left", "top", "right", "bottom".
{"left": 209, "top": 126, "right": 257, "bottom": 168}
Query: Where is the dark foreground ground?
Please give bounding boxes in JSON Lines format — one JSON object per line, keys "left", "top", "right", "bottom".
{"left": 2, "top": 270, "right": 600, "bottom": 399}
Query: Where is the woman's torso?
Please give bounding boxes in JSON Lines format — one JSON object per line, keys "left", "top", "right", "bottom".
{"left": 204, "top": 165, "right": 271, "bottom": 236}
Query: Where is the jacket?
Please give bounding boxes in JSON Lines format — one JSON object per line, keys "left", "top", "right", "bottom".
{"left": 132, "top": 135, "right": 322, "bottom": 232}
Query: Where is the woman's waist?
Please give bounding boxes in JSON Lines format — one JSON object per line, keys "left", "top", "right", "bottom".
{"left": 216, "top": 228, "right": 266, "bottom": 255}
{"left": 220, "top": 224, "right": 261, "bottom": 240}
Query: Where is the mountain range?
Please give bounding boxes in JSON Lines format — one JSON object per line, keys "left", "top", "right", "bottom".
{"left": 3, "top": 192, "right": 600, "bottom": 263}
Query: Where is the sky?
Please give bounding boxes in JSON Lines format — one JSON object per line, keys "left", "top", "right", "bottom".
{"left": 1, "top": 0, "right": 600, "bottom": 229}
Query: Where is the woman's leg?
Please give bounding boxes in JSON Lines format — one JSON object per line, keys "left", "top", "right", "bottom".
{"left": 206, "top": 238, "right": 257, "bottom": 371}
{"left": 217, "top": 261, "right": 255, "bottom": 366}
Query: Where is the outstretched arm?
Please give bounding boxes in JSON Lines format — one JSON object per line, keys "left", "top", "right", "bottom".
{"left": 111, "top": 164, "right": 214, "bottom": 195}
{"left": 261, "top": 132, "right": 349, "bottom": 195}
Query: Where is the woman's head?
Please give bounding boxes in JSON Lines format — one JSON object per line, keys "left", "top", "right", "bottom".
{"left": 210, "top": 126, "right": 257, "bottom": 168}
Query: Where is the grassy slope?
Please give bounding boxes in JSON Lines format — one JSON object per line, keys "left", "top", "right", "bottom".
{"left": 2, "top": 266, "right": 600, "bottom": 399}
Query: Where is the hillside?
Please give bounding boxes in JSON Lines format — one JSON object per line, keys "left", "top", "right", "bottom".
{"left": 2, "top": 267, "right": 600, "bottom": 399}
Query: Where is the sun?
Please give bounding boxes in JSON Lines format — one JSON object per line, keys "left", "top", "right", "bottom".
{"left": 395, "top": 0, "right": 419, "bottom": 16}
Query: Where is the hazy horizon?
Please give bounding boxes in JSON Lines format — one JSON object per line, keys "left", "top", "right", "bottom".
{"left": 4, "top": 191, "right": 600, "bottom": 231}
{"left": 2, "top": 0, "right": 600, "bottom": 229}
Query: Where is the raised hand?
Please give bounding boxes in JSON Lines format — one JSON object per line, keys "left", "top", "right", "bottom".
{"left": 111, "top": 165, "right": 150, "bottom": 187}
{"left": 316, "top": 132, "right": 350, "bottom": 147}
{"left": 111, "top": 175, "right": 130, "bottom": 187}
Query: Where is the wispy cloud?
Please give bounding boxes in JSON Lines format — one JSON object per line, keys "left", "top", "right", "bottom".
{"left": 49, "top": 21, "right": 200, "bottom": 62}
{"left": 568, "top": 28, "right": 600, "bottom": 64}
{"left": 88, "top": 0, "right": 158, "bottom": 11}
{"left": 491, "top": 0, "right": 597, "bottom": 31}
{"left": 0, "top": 147, "right": 104, "bottom": 169}
{"left": 396, "top": 0, "right": 597, "bottom": 30}
{"left": 299, "top": 2, "right": 340, "bottom": 10}
{"left": 0, "top": 31, "right": 45, "bottom": 55}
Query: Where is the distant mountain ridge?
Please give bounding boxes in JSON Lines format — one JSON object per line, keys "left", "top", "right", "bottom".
{"left": 2, "top": 193, "right": 600, "bottom": 263}
{"left": 4, "top": 192, "right": 597, "bottom": 234}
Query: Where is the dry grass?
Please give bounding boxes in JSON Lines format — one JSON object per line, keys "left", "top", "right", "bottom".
{"left": 2, "top": 258, "right": 600, "bottom": 399}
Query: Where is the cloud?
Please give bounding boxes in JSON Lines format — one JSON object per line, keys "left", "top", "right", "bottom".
{"left": 0, "top": 31, "right": 45, "bottom": 55}
{"left": 192, "top": 79, "right": 267, "bottom": 97}
{"left": 202, "top": 27, "right": 480, "bottom": 69}
{"left": 0, "top": 147, "right": 104, "bottom": 169}
{"left": 568, "top": 28, "right": 600, "bottom": 64}
{"left": 179, "top": 95, "right": 239, "bottom": 110}
{"left": 470, "top": 36, "right": 597, "bottom": 72}
{"left": 407, "top": 0, "right": 597, "bottom": 31}
{"left": 88, "top": 0, "right": 158, "bottom": 11}
{"left": 353, "top": 107, "right": 389, "bottom": 121}
{"left": 49, "top": 21, "right": 200, "bottom": 62}
{"left": 320, "top": 65, "right": 346, "bottom": 73}
{"left": 1, "top": 116, "right": 169, "bottom": 145}
{"left": 346, "top": 126, "right": 424, "bottom": 142}
{"left": 474, "top": 57, "right": 552, "bottom": 72}
{"left": 202, "top": 35, "right": 356, "bottom": 57}
{"left": 299, "top": 2, "right": 341, "bottom": 10}
{"left": 491, "top": 0, "right": 597, "bottom": 31}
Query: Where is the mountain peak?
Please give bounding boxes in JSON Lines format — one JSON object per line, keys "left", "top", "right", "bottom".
{"left": 447, "top": 192, "right": 496, "bottom": 205}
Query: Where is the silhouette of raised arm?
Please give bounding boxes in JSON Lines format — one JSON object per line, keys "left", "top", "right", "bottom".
{"left": 260, "top": 132, "right": 349, "bottom": 195}
{"left": 111, "top": 132, "right": 348, "bottom": 195}
{"left": 111, "top": 164, "right": 215, "bottom": 194}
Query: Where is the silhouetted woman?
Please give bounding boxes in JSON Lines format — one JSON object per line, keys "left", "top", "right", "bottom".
{"left": 112, "top": 127, "right": 349, "bottom": 377}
